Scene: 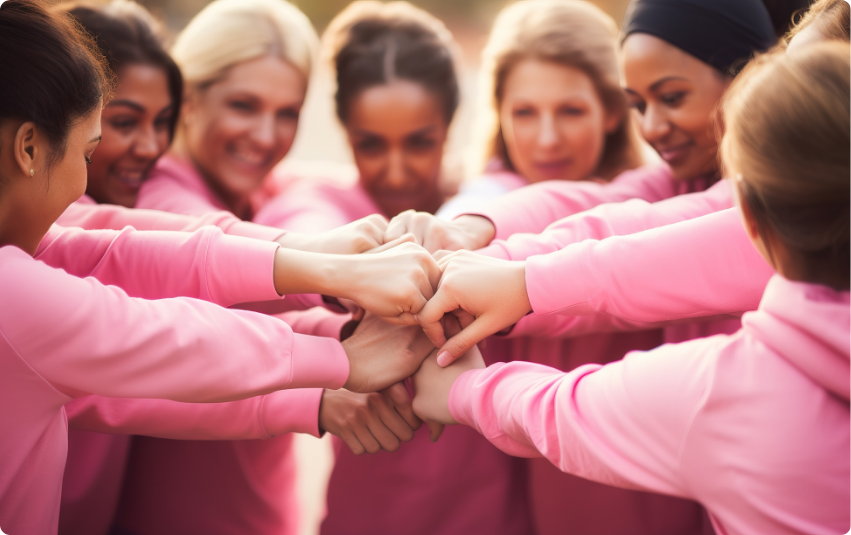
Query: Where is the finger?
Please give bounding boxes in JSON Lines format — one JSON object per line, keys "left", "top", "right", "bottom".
{"left": 366, "top": 234, "right": 415, "bottom": 254}
{"left": 451, "top": 309, "right": 476, "bottom": 330}
{"left": 442, "top": 313, "right": 463, "bottom": 338}
{"left": 383, "top": 383, "right": 422, "bottom": 431}
{"left": 427, "top": 421, "right": 445, "bottom": 442}
{"left": 352, "top": 425, "right": 382, "bottom": 455}
{"left": 437, "top": 319, "right": 495, "bottom": 367}
{"left": 382, "top": 312, "right": 420, "bottom": 326}
{"left": 432, "top": 249, "right": 453, "bottom": 261}
{"left": 367, "top": 415, "right": 404, "bottom": 452}
{"left": 376, "top": 405, "right": 416, "bottom": 444}
{"left": 365, "top": 213, "right": 389, "bottom": 232}
{"left": 384, "top": 210, "right": 415, "bottom": 242}
{"left": 436, "top": 249, "right": 465, "bottom": 269}
{"left": 351, "top": 307, "right": 365, "bottom": 322}
{"left": 416, "top": 288, "right": 457, "bottom": 347}
{"left": 339, "top": 430, "right": 366, "bottom": 456}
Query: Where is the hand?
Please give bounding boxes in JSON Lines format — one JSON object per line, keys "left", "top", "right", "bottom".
{"left": 335, "top": 241, "right": 441, "bottom": 325}
{"left": 417, "top": 251, "right": 532, "bottom": 366}
{"left": 342, "top": 313, "right": 435, "bottom": 393}
{"left": 318, "top": 383, "right": 421, "bottom": 455}
{"left": 384, "top": 211, "right": 496, "bottom": 254}
{"left": 412, "top": 346, "right": 486, "bottom": 425}
{"left": 276, "top": 214, "right": 388, "bottom": 255}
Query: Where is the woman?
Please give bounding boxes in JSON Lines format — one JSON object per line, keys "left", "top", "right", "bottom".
{"left": 255, "top": 4, "right": 534, "bottom": 534}
{"left": 414, "top": 41, "right": 850, "bottom": 535}
{"left": 437, "top": 0, "right": 656, "bottom": 221}
{"left": 0, "top": 3, "right": 437, "bottom": 533}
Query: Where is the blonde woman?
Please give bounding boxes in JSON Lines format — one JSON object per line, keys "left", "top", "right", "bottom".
{"left": 437, "top": 0, "right": 653, "bottom": 220}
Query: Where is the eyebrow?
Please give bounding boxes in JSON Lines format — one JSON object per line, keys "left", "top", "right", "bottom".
{"left": 107, "top": 99, "right": 145, "bottom": 113}
{"left": 649, "top": 76, "right": 690, "bottom": 92}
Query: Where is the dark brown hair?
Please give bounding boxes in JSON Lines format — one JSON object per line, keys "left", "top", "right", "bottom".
{"left": 325, "top": 1, "right": 459, "bottom": 126}
{"left": 0, "top": 0, "right": 111, "bottom": 168}
{"left": 61, "top": 1, "right": 182, "bottom": 140}
{"left": 722, "top": 42, "right": 850, "bottom": 289}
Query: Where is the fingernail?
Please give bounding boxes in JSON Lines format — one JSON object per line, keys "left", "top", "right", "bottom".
{"left": 437, "top": 351, "right": 451, "bottom": 367}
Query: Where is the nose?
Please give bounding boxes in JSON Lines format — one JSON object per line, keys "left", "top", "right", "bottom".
{"left": 133, "top": 122, "right": 162, "bottom": 160}
{"left": 251, "top": 113, "right": 276, "bottom": 151}
{"left": 384, "top": 148, "right": 407, "bottom": 189}
{"left": 638, "top": 103, "right": 671, "bottom": 144}
{"left": 537, "top": 111, "right": 560, "bottom": 150}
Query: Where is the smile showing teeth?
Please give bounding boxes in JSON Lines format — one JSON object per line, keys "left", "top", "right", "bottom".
{"left": 231, "top": 146, "right": 267, "bottom": 166}
{"left": 114, "top": 170, "right": 146, "bottom": 189}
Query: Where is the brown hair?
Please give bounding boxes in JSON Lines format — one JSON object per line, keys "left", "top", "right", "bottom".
{"left": 477, "top": 0, "right": 644, "bottom": 179}
{"left": 721, "top": 41, "right": 850, "bottom": 289}
{"left": 786, "top": 0, "right": 850, "bottom": 44}
{"left": 0, "top": 0, "right": 111, "bottom": 169}
{"left": 324, "top": 1, "right": 460, "bottom": 126}
{"left": 60, "top": 0, "right": 183, "bottom": 140}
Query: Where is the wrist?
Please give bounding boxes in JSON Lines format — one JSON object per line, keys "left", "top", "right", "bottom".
{"left": 454, "top": 215, "right": 496, "bottom": 249}
{"left": 275, "top": 231, "right": 313, "bottom": 252}
{"left": 273, "top": 248, "right": 339, "bottom": 296}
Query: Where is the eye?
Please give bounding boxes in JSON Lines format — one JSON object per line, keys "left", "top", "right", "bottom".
{"left": 406, "top": 136, "right": 436, "bottom": 151}
{"left": 154, "top": 115, "right": 173, "bottom": 131}
{"left": 660, "top": 91, "right": 686, "bottom": 106}
{"left": 558, "top": 106, "right": 585, "bottom": 117}
{"left": 512, "top": 107, "right": 535, "bottom": 118}
{"left": 229, "top": 100, "right": 255, "bottom": 112}
{"left": 277, "top": 108, "right": 300, "bottom": 120}
{"left": 110, "top": 117, "right": 138, "bottom": 130}
{"left": 356, "top": 137, "right": 385, "bottom": 153}
{"left": 628, "top": 99, "right": 646, "bottom": 115}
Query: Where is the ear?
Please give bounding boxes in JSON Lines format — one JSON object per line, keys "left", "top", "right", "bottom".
{"left": 13, "top": 121, "right": 40, "bottom": 178}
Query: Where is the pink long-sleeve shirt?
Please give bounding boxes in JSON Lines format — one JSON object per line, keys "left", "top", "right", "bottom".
{"left": 450, "top": 274, "right": 850, "bottom": 535}
{"left": 0, "top": 227, "right": 348, "bottom": 535}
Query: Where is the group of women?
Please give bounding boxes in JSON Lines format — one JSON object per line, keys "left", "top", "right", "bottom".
{"left": 0, "top": 0, "right": 847, "bottom": 534}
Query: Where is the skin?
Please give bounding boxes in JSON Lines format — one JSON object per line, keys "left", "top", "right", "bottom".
{"left": 621, "top": 34, "right": 729, "bottom": 181}
{"left": 0, "top": 108, "right": 102, "bottom": 254}
{"left": 500, "top": 59, "right": 617, "bottom": 184}
{"left": 87, "top": 64, "right": 173, "bottom": 208}
{"left": 177, "top": 55, "right": 306, "bottom": 219}
{"left": 345, "top": 80, "right": 448, "bottom": 219}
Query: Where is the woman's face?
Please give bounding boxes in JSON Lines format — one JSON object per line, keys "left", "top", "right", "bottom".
{"left": 621, "top": 33, "right": 729, "bottom": 180}
{"left": 345, "top": 80, "right": 448, "bottom": 218}
{"left": 182, "top": 55, "right": 306, "bottom": 203}
{"left": 86, "top": 64, "right": 173, "bottom": 207}
{"left": 499, "top": 59, "right": 616, "bottom": 184}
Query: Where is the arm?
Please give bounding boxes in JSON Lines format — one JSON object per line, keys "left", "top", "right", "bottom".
{"left": 481, "top": 178, "right": 734, "bottom": 261}
{"left": 428, "top": 336, "right": 723, "bottom": 497}
{"left": 0, "top": 248, "right": 349, "bottom": 403}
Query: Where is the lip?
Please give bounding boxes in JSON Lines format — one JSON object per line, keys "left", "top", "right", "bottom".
{"left": 654, "top": 141, "right": 693, "bottom": 165}
{"left": 227, "top": 143, "right": 273, "bottom": 171}
{"left": 110, "top": 167, "right": 149, "bottom": 191}
{"left": 533, "top": 158, "right": 572, "bottom": 178}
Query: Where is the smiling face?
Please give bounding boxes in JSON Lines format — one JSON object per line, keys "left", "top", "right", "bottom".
{"left": 499, "top": 59, "right": 615, "bottom": 183}
{"left": 621, "top": 33, "right": 729, "bottom": 180}
{"left": 86, "top": 64, "right": 173, "bottom": 207}
{"left": 181, "top": 55, "right": 306, "bottom": 211}
{"left": 345, "top": 80, "right": 448, "bottom": 218}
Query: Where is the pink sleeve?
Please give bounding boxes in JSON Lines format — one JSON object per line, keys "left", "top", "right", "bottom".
{"left": 254, "top": 188, "right": 355, "bottom": 233}
{"left": 522, "top": 209, "right": 773, "bottom": 328}
{"left": 34, "top": 225, "right": 281, "bottom": 307}
{"left": 65, "top": 387, "right": 323, "bottom": 439}
{"left": 461, "top": 165, "right": 677, "bottom": 240}
{"left": 448, "top": 335, "right": 722, "bottom": 496}
{"left": 57, "top": 201, "right": 284, "bottom": 242}
{"left": 482, "top": 178, "right": 734, "bottom": 261}
{"left": 276, "top": 308, "right": 351, "bottom": 339}
{"left": 0, "top": 248, "right": 349, "bottom": 402}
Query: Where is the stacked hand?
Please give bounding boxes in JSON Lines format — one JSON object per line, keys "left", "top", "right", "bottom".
{"left": 385, "top": 211, "right": 496, "bottom": 254}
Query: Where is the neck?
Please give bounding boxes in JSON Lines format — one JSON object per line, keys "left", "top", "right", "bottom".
{"left": 170, "top": 143, "right": 253, "bottom": 221}
{"left": 0, "top": 185, "right": 53, "bottom": 256}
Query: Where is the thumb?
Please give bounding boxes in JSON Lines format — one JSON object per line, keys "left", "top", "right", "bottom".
{"left": 436, "top": 317, "right": 494, "bottom": 367}
{"left": 416, "top": 287, "right": 458, "bottom": 348}
{"left": 427, "top": 421, "right": 445, "bottom": 442}
{"left": 367, "top": 233, "right": 415, "bottom": 254}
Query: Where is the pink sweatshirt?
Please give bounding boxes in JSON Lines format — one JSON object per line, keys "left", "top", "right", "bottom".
{"left": 450, "top": 275, "right": 850, "bottom": 535}
{"left": 0, "top": 226, "right": 348, "bottom": 535}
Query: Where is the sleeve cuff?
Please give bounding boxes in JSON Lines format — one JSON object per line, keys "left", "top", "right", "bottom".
{"left": 289, "top": 334, "right": 350, "bottom": 390}
{"left": 525, "top": 244, "right": 594, "bottom": 316}
{"left": 260, "top": 387, "right": 324, "bottom": 438}
{"left": 206, "top": 234, "right": 283, "bottom": 306}
{"left": 448, "top": 368, "right": 490, "bottom": 428}
{"left": 227, "top": 221, "right": 287, "bottom": 242}
{"left": 475, "top": 242, "right": 511, "bottom": 260}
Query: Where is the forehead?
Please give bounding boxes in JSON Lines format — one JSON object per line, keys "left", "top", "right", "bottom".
{"left": 110, "top": 64, "right": 172, "bottom": 109}
{"left": 503, "top": 59, "right": 598, "bottom": 102}
{"left": 347, "top": 80, "right": 445, "bottom": 135}
{"left": 212, "top": 55, "right": 306, "bottom": 102}
{"left": 621, "top": 33, "right": 711, "bottom": 85}
{"left": 71, "top": 105, "right": 103, "bottom": 143}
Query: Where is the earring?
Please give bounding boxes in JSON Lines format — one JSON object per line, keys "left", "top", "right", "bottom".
{"left": 29, "top": 169, "right": 34, "bottom": 177}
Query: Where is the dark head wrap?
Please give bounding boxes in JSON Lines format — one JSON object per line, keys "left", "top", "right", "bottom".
{"left": 621, "top": 0, "right": 777, "bottom": 75}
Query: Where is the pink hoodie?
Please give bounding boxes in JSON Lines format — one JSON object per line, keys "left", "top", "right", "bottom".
{"left": 450, "top": 274, "right": 850, "bottom": 535}
{"left": 0, "top": 226, "right": 349, "bottom": 535}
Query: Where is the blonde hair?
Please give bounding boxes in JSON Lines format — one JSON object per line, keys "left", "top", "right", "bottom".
{"left": 322, "top": 1, "right": 460, "bottom": 125}
{"left": 476, "top": 0, "right": 643, "bottom": 179}
{"left": 786, "top": 0, "right": 850, "bottom": 45}
{"left": 721, "top": 41, "right": 850, "bottom": 288}
{"left": 171, "top": 0, "right": 318, "bottom": 90}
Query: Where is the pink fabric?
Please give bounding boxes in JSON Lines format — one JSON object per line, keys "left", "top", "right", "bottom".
{"left": 59, "top": 194, "right": 284, "bottom": 241}
{"left": 450, "top": 275, "right": 850, "bottom": 535}
{"left": 255, "top": 177, "right": 536, "bottom": 535}
{"left": 0, "top": 230, "right": 349, "bottom": 535}
{"left": 462, "top": 164, "right": 692, "bottom": 240}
